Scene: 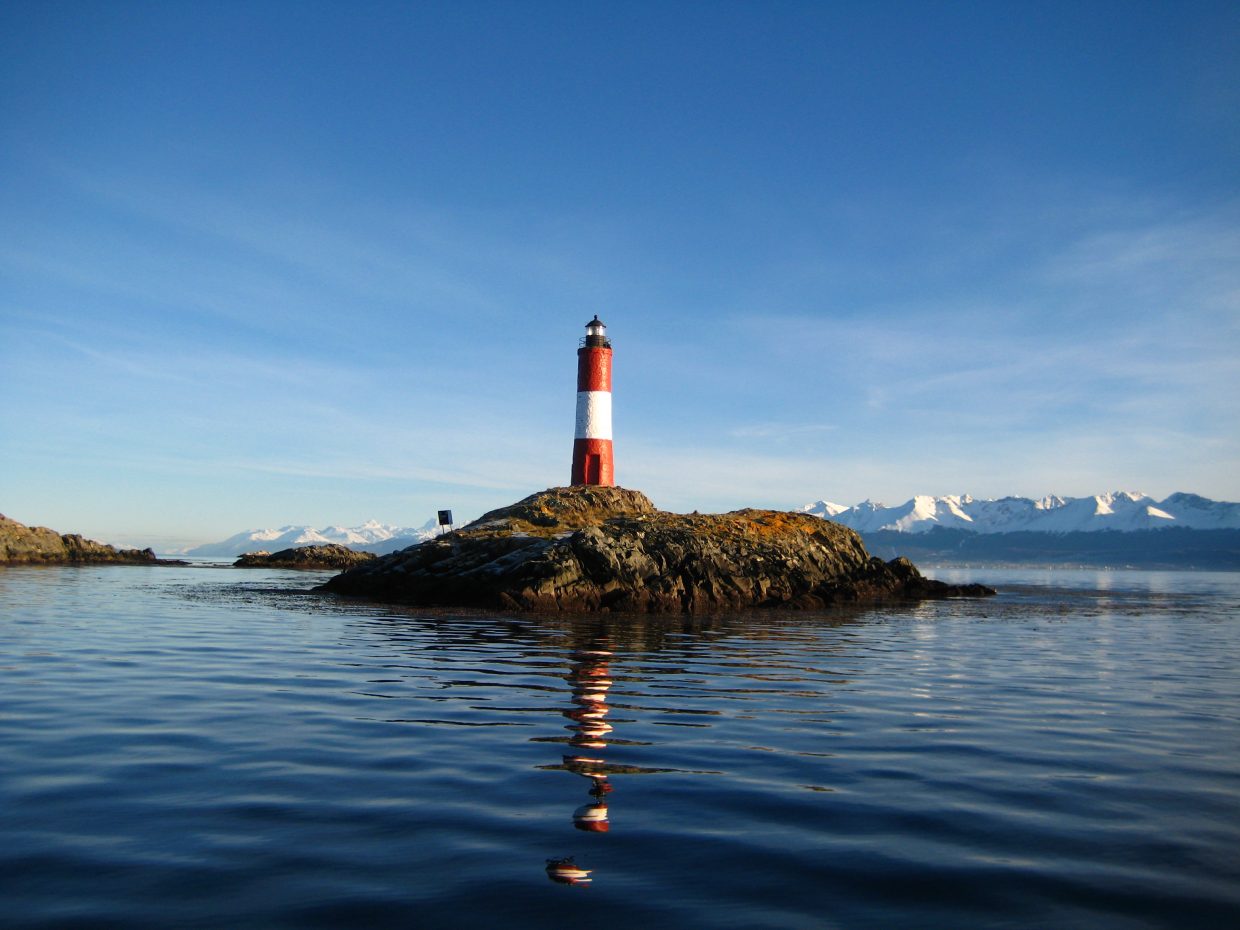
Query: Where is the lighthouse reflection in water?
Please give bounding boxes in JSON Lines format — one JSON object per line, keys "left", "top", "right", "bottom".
{"left": 545, "top": 642, "right": 617, "bottom": 886}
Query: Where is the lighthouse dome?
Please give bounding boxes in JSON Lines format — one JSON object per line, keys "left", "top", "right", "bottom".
{"left": 581, "top": 315, "right": 611, "bottom": 351}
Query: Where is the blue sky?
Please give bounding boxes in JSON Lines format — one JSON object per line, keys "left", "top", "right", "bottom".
{"left": 2, "top": 0, "right": 1238, "bottom": 549}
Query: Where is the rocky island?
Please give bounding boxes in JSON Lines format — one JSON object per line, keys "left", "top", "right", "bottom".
{"left": 234, "top": 544, "right": 377, "bottom": 570}
{"left": 319, "top": 486, "right": 994, "bottom": 613}
{"left": 1, "top": 513, "right": 175, "bottom": 565}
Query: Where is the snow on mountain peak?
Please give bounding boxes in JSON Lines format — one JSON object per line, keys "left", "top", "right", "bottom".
{"left": 186, "top": 520, "right": 439, "bottom": 557}
{"left": 799, "top": 500, "right": 848, "bottom": 518}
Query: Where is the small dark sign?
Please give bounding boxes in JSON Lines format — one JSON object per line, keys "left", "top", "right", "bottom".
{"left": 437, "top": 510, "right": 453, "bottom": 527}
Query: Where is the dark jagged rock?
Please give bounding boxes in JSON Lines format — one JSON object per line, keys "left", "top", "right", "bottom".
{"left": 234, "top": 544, "right": 377, "bottom": 570}
{"left": 318, "top": 487, "right": 995, "bottom": 613}
{"left": 0, "top": 513, "right": 176, "bottom": 565}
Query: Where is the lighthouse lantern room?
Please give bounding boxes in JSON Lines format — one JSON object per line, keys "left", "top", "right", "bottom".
{"left": 571, "top": 315, "right": 615, "bottom": 487}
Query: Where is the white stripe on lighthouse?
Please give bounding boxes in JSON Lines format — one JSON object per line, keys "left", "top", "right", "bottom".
{"left": 574, "top": 391, "right": 612, "bottom": 440}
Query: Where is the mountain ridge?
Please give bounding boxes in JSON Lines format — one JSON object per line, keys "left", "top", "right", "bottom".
{"left": 184, "top": 492, "right": 1240, "bottom": 558}
{"left": 801, "top": 491, "right": 1240, "bottom": 535}
{"left": 184, "top": 519, "right": 439, "bottom": 557}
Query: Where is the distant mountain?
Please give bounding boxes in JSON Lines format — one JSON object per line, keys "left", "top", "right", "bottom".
{"left": 801, "top": 492, "right": 1240, "bottom": 535}
{"left": 186, "top": 519, "right": 439, "bottom": 557}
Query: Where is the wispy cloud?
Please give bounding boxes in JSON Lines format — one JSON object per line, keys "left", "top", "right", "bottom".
{"left": 727, "top": 421, "right": 836, "bottom": 440}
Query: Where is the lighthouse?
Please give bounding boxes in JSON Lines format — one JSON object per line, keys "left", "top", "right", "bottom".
{"left": 571, "top": 315, "right": 614, "bottom": 486}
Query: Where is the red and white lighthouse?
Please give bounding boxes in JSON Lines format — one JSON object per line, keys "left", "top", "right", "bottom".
{"left": 571, "top": 315, "right": 614, "bottom": 486}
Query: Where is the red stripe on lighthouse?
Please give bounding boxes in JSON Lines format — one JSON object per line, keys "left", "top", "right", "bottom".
{"left": 577, "top": 349, "right": 612, "bottom": 392}
{"left": 572, "top": 438, "right": 614, "bottom": 486}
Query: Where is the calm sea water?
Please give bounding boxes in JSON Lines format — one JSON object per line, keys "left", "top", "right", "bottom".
{"left": 1, "top": 564, "right": 1238, "bottom": 929}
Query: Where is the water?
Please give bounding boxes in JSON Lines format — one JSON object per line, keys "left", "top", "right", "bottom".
{"left": 1, "top": 564, "right": 1238, "bottom": 929}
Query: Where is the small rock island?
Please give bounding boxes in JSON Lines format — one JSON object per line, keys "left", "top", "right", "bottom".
{"left": 235, "top": 544, "right": 377, "bottom": 570}
{"left": 318, "top": 486, "right": 994, "bottom": 613}
{"left": 1, "top": 513, "right": 171, "bottom": 565}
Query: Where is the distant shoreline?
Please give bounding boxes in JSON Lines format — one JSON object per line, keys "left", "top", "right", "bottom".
{"left": 860, "top": 526, "right": 1240, "bottom": 571}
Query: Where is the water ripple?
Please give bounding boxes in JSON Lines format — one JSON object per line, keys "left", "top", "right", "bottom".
{"left": 1, "top": 565, "right": 1238, "bottom": 927}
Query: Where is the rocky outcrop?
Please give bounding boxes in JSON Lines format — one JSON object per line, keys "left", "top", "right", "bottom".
{"left": 234, "top": 544, "right": 377, "bottom": 570}
{"left": 318, "top": 487, "right": 994, "bottom": 613}
{"left": 1, "top": 513, "right": 167, "bottom": 565}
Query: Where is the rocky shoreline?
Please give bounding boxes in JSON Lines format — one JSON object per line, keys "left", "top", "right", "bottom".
{"left": 0, "top": 514, "right": 182, "bottom": 565}
{"left": 318, "top": 486, "right": 994, "bottom": 613}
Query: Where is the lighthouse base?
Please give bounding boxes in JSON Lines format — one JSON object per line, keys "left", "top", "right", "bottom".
{"left": 571, "top": 438, "right": 614, "bottom": 487}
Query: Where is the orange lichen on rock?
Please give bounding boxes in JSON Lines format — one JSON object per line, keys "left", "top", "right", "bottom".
{"left": 467, "top": 486, "right": 657, "bottom": 539}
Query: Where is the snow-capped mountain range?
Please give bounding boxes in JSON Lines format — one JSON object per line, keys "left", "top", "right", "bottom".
{"left": 185, "top": 492, "right": 1239, "bottom": 557}
{"left": 185, "top": 519, "right": 439, "bottom": 557}
{"left": 800, "top": 491, "right": 1240, "bottom": 535}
